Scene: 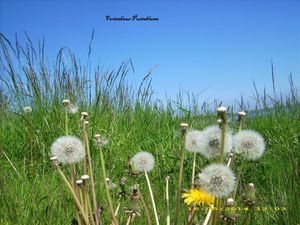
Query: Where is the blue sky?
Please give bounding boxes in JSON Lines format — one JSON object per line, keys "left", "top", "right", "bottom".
{"left": 1, "top": 0, "right": 299, "bottom": 106}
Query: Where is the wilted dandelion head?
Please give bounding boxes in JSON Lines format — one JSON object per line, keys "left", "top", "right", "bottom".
{"left": 23, "top": 106, "right": 32, "bottom": 113}
{"left": 95, "top": 133, "right": 109, "bottom": 147}
{"left": 197, "top": 163, "right": 236, "bottom": 198}
{"left": 131, "top": 151, "right": 155, "bottom": 172}
{"left": 233, "top": 130, "right": 265, "bottom": 160}
{"left": 197, "top": 125, "right": 233, "bottom": 159}
{"left": 51, "top": 135, "right": 85, "bottom": 164}
{"left": 185, "top": 130, "right": 203, "bottom": 153}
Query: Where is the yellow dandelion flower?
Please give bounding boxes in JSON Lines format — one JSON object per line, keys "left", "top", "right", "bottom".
{"left": 182, "top": 188, "right": 214, "bottom": 207}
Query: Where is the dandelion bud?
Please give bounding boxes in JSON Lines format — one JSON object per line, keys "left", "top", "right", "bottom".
{"left": 180, "top": 122, "right": 188, "bottom": 129}
{"left": 217, "top": 106, "right": 227, "bottom": 113}
{"left": 23, "top": 106, "right": 32, "bottom": 113}
{"left": 226, "top": 198, "right": 235, "bottom": 207}
{"left": 81, "top": 174, "right": 90, "bottom": 181}
{"left": 50, "top": 156, "right": 59, "bottom": 168}
{"left": 243, "top": 182, "right": 256, "bottom": 207}
{"left": 76, "top": 179, "right": 83, "bottom": 187}
{"left": 62, "top": 99, "right": 71, "bottom": 107}
{"left": 221, "top": 198, "right": 239, "bottom": 223}
{"left": 95, "top": 134, "right": 101, "bottom": 140}
{"left": 120, "top": 177, "right": 127, "bottom": 185}
{"left": 81, "top": 112, "right": 88, "bottom": 121}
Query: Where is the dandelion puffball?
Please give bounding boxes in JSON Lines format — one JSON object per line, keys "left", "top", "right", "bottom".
{"left": 51, "top": 135, "right": 85, "bottom": 164}
{"left": 185, "top": 130, "right": 203, "bottom": 153}
{"left": 233, "top": 130, "right": 266, "bottom": 160}
{"left": 197, "top": 163, "right": 236, "bottom": 198}
{"left": 23, "top": 106, "right": 32, "bottom": 113}
{"left": 131, "top": 151, "right": 155, "bottom": 172}
{"left": 197, "top": 125, "right": 233, "bottom": 159}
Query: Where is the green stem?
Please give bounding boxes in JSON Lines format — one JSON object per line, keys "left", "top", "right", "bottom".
{"left": 100, "top": 148, "right": 119, "bottom": 225}
{"left": 65, "top": 110, "right": 68, "bottom": 135}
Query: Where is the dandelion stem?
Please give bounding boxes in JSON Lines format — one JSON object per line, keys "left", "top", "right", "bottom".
{"left": 165, "top": 177, "right": 170, "bottom": 225}
{"left": 125, "top": 214, "right": 132, "bottom": 225}
{"left": 174, "top": 123, "right": 188, "bottom": 225}
{"left": 191, "top": 150, "right": 197, "bottom": 187}
{"left": 99, "top": 148, "right": 119, "bottom": 225}
{"left": 232, "top": 160, "right": 245, "bottom": 199}
{"left": 56, "top": 167, "right": 89, "bottom": 225}
{"left": 137, "top": 186, "right": 152, "bottom": 225}
{"left": 144, "top": 170, "right": 160, "bottom": 225}
{"left": 65, "top": 110, "right": 68, "bottom": 135}
{"left": 84, "top": 123, "right": 100, "bottom": 225}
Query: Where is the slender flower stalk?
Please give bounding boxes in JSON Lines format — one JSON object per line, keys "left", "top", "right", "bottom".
{"left": 137, "top": 186, "right": 152, "bottom": 225}
{"left": 174, "top": 122, "right": 188, "bottom": 225}
{"left": 238, "top": 111, "right": 246, "bottom": 131}
{"left": 51, "top": 158, "right": 89, "bottom": 225}
{"left": 99, "top": 145, "right": 119, "bottom": 225}
{"left": 84, "top": 121, "right": 100, "bottom": 225}
{"left": 144, "top": 170, "right": 160, "bottom": 225}
{"left": 191, "top": 150, "right": 197, "bottom": 187}
{"left": 165, "top": 176, "right": 170, "bottom": 225}
{"left": 81, "top": 175, "right": 89, "bottom": 216}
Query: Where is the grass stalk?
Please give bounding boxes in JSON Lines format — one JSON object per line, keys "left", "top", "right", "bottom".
{"left": 137, "top": 186, "right": 152, "bottom": 225}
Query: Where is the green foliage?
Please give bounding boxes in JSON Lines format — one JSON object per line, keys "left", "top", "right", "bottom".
{"left": 0, "top": 34, "right": 299, "bottom": 224}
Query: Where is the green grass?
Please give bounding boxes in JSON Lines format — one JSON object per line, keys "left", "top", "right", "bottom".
{"left": 0, "top": 33, "right": 300, "bottom": 225}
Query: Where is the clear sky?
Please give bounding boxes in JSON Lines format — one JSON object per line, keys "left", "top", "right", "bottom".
{"left": 1, "top": 0, "right": 299, "bottom": 107}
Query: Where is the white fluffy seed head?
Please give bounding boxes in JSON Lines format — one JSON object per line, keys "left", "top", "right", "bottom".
{"left": 197, "top": 125, "right": 233, "bottom": 159}
{"left": 50, "top": 135, "right": 85, "bottom": 165}
{"left": 197, "top": 163, "right": 236, "bottom": 198}
{"left": 233, "top": 130, "right": 266, "bottom": 160}
{"left": 81, "top": 175, "right": 89, "bottom": 180}
{"left": 185, "top": 130, "right": 203, "bottom": 153}
{"left": 131, "top": 151, "right": 155, "bottom": 172}
{"left": 23, "top": 106, "right": 32, "bottom": 113}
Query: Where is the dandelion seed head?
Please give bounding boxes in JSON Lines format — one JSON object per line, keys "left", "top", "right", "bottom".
{"left": 23, "top": 106, "right": 32, "bottom": 113}
{"left": 131, "top": 151, "right": 155, "bottom": 172}
{"left": 68, "top": 104, "right": 78, "bottom": 114}
{"left": 238, "top": 111, "right": 246, "bottom": 116}
{"left": 185, "top": 130, "right": 203, "bottom": 153}
{"left": 233, "top": 130, "right": 265, "bottom": 160}
{"left": 50, "top": 135, "right": 85, "bottom": 164}
{"left": 95, "top": 133, "right": 109, "bottom": 147}
{"left": 197, "top": 163, "right": 236, "bottom": 198}
{"left": 197, "top": 125, "right": 233, "bottom": 159}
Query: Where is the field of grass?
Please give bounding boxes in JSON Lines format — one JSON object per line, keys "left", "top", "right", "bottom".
{"left": 0, "top": 34, "right": 299, "bottom": 225}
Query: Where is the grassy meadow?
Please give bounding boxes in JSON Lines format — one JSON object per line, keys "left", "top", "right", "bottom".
{"left": 0, "top": 34, "right": 300, "bottom": 225}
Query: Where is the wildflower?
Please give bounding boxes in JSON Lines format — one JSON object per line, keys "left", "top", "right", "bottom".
{"left": 95, "top": 134, "right": 109, "bottom": 147}
{"left": 196, "top": 163, "right": 236, "bottom": 198}
{"left": 185, "top": 130, "right": 202, "bottom": 152}
{"left": 23, "top": 106, "right": 32, "bottom": 113}
{"left": 51, "top": 135, "right": 85, "bottom": 164}
{"left": 182, "top": 188, "right": 214, "bottom": 208}
{"left": 197, "top": 125, "right": 233, "bottom": 159}
{"left": 131, "top": 151, "right": 155, "bottom": 172}
{"left": 233, "top": 130, "right": 265, "bottom": 160}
